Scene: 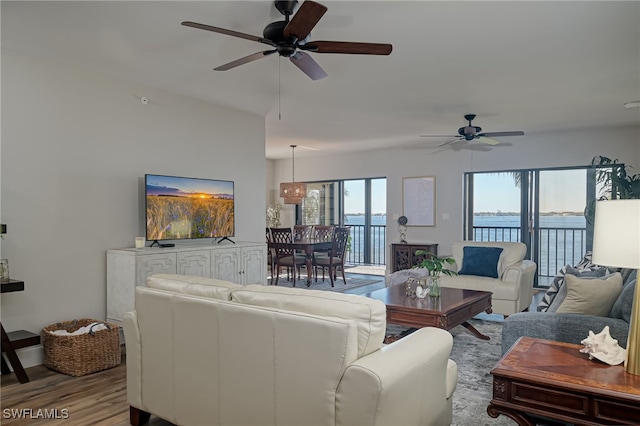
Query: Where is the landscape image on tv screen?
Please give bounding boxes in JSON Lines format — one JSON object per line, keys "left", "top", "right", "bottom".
{"left": 145, "top": 174, "right": 234, "bottom": 241}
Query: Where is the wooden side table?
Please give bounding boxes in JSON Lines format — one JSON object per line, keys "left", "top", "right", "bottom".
{"left": 1, "top": 279, "right": 41, "bottom": 383}
{"left": 488, "top": 337, "right": 640, "bottom": 425}
{"left": 391, "top": 242, "right": 438, "bottom": 272}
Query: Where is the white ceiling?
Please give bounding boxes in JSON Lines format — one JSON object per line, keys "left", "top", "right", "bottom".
{"left": 2, "top": 1, "right": 639, "bottom": 159}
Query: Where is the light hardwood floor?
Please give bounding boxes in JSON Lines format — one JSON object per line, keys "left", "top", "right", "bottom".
{"left": 0, "top": 355, "right": 172, "bottom": 426}
{"left": 1, "top": 272, "right": 386, "bottom": 426}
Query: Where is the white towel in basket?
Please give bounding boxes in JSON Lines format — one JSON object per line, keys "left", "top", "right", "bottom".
{"left": 50, "top": 322, "right": 108, "bottom": 336}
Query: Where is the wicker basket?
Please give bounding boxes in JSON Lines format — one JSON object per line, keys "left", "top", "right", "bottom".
{"left": 42, "top": 318, "right": 121, "bottom": 377}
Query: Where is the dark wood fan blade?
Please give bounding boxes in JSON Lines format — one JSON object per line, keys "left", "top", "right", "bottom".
{"left": 214, "top": 50, "right": 277, "bottom": 71}
{"left": 420, "top": 134, "right": 457, "bottom": 138}
{"left": 283, "top": 1, "right": 327, "bottom": 41}
{"left": 302, "top": 41, "right": 392, "bottom": 55}
{"left": 289, "top": 52, "right": 327, "bottom": 80}
{"left": 479, "top": 131, "right": 524, "bottom": 137}
{"left": 181, "top": 21, "right": 276, "bottom": 47}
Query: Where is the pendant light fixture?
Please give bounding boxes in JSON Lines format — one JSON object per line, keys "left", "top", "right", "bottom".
{"left": 280, "top": 145, "right": 306, "bottom": 204}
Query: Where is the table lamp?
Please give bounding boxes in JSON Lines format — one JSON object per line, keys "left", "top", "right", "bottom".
{"left": 592, "top": 199, "right": 640, "bottom": 375}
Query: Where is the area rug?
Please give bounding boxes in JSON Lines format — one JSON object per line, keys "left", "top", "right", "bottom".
{"left": 267, "top": 276, "right": 381, "bottom": 292}
{"left": 344, "top": 265, "right": 386, "bottom": 276}
{"left": 387, "top": 319, "right": 513, "bottom": 426}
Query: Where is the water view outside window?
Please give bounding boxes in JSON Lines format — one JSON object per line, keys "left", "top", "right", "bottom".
{"left": 344, "top": 178, "right": 387, "bottom": 264}
{"left": 299, "top": 178, "right": 387, "bottom": 265}
{"left": 469, "top": 169, "right": 591, "bottom": 286}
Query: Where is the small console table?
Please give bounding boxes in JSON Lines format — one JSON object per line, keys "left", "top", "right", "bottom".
{"left": 488, "top": 337, "right": 640, "bottom": 425}
{"left": 1, "top": 279, "right": 41, "bottom": 383}
{"left": 390, "top": 242, "right": 438, "bottom": 272}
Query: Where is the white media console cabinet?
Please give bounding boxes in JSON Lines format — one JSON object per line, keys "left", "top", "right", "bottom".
{"left": 106, "top": 241, "right": 267, "bottom": 324}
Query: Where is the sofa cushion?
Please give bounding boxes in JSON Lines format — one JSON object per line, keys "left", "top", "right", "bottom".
{"left": 555, "top": 273, "right": 623, "bottom": 316}
{"left": 147, "top": 274, "right": 242, "bottom": 300}
{"left": 231, "top": 285, "right": 386, "bottom": 358}
{"left": 451, "top": 242, "right": 526, "bottom": 278}
{"left": 458, "top": 246, "right": 503, "bottom": 278}
{"left": 609, "top": 276, "right": 636, "bottom": 322}
{"left": 537, "top": 264, "right": 610, "bottom": 312}
{"left": 439, "top": 274, "right": 520, "bottom": 300}
{"left": 545, "top": 267, "right": 611, "bottom": 313}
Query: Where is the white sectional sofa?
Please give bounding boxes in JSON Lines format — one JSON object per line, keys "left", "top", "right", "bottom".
{"left": 123, "top": 274, "right": 458, "bottom": 426}
{"left": 387, "top": 242, "right": 536, "bottom": 316}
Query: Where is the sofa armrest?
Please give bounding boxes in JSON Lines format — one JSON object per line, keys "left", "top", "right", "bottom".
{"left": 501, "top": 311, "right": 630, "bottom": 355}
{"left": 501, "top": 260, "right": 536, "bottom": 308}
{"left": 501, "top": 260, "right": 536, "bottom": 285}
{"left": 336, "top": 327, "right": 455, "bottom": 426}
{"left": 123, "top": 311, "right": 143, "bottom": 409}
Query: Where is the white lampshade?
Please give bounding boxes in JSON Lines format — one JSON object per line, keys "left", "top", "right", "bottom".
{"left": 592, "top": 199, "right": 640, "bottom": 376}
{"left": 592, "top": 199, "right": 640, "bottom": 269}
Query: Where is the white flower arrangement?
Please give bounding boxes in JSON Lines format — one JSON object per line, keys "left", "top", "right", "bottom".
{"left": 266, "top": 203, "right": 282, "bottom": 228}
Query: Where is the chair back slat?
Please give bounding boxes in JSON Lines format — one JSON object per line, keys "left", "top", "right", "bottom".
{"left": 313, "top": 225, "right": 334, "bottom": 242}
{"left": 293, "top": 225, "right": 313, "bottom": 241}
{"left": 332, "top": 227, "right": 350, "bottom": 259}
{"left": 270, "top": 227, "right": 295, "bottom": 257}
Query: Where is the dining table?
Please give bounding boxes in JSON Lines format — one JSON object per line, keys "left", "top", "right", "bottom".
{"left": 289, "top": 237, "right": 333, "bottom": 287}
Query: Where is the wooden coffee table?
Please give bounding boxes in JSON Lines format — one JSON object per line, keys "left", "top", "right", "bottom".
{"left": 365, "top": 284, "right": 493, "bottom": 340}
{"left": 488, "top": 337, "right": 640, "bottom": 425}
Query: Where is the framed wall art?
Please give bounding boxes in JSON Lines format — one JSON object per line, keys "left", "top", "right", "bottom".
{"left": 402, "top": 176, "right": 436, "bottom": 226}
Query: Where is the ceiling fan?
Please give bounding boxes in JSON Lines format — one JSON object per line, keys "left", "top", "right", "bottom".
{"left": 420, "top": 114, "right": 524, "bottom": 147}
{"left": 181, "top": 0, "right": 392, "bottom": 81}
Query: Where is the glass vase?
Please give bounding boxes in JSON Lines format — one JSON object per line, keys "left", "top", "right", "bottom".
{"left": 429, "top": 275, "right": 441, "bottom": 297}
{"left": 416, "top": 277, "right": 429, "bottom": 299}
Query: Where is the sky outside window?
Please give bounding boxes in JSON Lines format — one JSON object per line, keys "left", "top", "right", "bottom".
{"left": 473, "top": 171, "right": 586, "bottom": 213}
{"left": 344, "top": 179, "right": 386, "bottom": 214}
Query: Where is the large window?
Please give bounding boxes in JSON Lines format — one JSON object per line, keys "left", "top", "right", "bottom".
{"left": 465, "top": 164, "right": 620, "bottom": 286}
{"left": 297, "top": 177, "right": 386, "bottom": 265}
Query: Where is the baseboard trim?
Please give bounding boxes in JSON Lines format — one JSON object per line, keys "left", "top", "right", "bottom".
{"left": 2, "top": 345, "right": 44, "bottom": 370}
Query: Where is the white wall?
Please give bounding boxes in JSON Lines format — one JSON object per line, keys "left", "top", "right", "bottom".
{"left": 0, "top": 50, "right": 266, "bottom": 358}
{"left": 270, "top": 126, "right": 639, "bottom": 261}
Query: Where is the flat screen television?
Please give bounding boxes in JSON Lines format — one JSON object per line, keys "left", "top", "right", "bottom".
{"left": 145, "top": 174, "right": 234, "bottom": 242}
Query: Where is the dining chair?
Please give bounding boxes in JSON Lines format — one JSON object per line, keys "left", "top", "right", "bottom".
{"left": 266, "top": 227, "right": 276, "bottom": 282}
{"left": 313, "top": 225, "right": 334, "bottom": 243}
{"left": 270, "top": 227, "right": 307, "bottom": 287}
{"left": 293, "top": 225, "right": 313, "bottom": 278}
{"left": 311, "top": 225, "right": 334, "bottom": 280}
{"left": 313, "top": 227, "right": 350, "bottom": 287}
{"left": 293, "top": 225, "right": 313, "bottom": 241}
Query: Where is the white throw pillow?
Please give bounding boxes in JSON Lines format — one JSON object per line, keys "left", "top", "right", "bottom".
{"left": 556, "top": 273, "right": 623, "bottom": 316}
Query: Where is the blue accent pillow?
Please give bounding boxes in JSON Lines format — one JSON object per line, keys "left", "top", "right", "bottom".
{"left": 458, "top": 246, "right": 504, "bottom": 278}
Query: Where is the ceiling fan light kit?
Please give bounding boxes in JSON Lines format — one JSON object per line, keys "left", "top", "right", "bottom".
{"left": 420, "top": 113, "right": 525, "bottom": 148}
{"left": 181, "top": 0, "right": 392, "bottom": 81}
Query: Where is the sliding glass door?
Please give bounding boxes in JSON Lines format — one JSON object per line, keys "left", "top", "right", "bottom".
{"left": 298, "top": 177, "right": 386, "bottom": 265}
{"left": 535, "top": 169, "right": 589, "bottom": 283}
{"left": 465, "top": 166, "right": 611, "bottom": 286}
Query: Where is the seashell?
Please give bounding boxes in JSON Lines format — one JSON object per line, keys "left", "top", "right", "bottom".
{"left": 415, "top": 284, "right": 427, "bottom": 299}
{"left": 579, "top": 326, "right": 627, "bottom": 366}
